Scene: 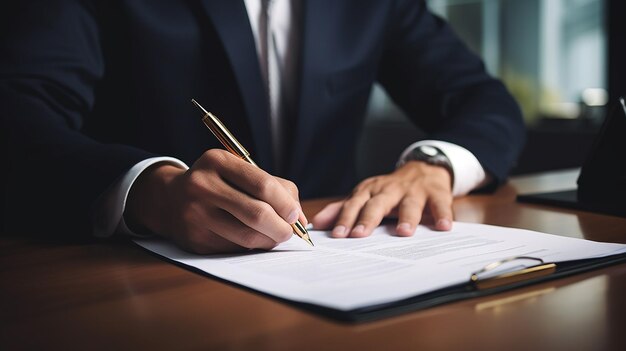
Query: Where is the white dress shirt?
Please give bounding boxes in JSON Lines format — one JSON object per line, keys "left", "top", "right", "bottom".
{"left": 92, "top": 0, "right": 488, "bottom": 237}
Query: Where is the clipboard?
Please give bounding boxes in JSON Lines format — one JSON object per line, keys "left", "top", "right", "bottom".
{"left": 136, "top": 241, "right": 626, "bottom": 323}
{"left": 293, "top": 253, "right": 626, "bottom": 322}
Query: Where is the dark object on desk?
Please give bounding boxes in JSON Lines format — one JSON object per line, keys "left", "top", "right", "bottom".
{"left": 518, "top": 97, "right": 626, "bottom": 218}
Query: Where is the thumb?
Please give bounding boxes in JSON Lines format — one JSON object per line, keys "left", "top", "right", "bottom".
{"left": 311, "top": 201, "right": 344, "bottom": 230}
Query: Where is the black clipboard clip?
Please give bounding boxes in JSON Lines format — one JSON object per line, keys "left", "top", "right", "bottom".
{"left": 470, "top": 256, "right": 557, "bottom": 290}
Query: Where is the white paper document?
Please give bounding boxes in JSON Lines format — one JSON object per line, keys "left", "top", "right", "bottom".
{"left": 135, "top": 222, "right": 626, "bottom": 311}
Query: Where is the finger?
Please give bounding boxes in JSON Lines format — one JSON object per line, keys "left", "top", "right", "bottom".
{"left": 206, "top": 207, "right": 282, "bottom": 249}
{"left": 311, "top": 201, "right": 343, "bottom": 230}
{"left": 194, "top": 174, "right": 294, "bottom": 243}
{"left": 298, "top": 211, "right": 308, "bottom": 227}
{"left": 220, "top": 160, "right": 302, "bottom": 226}
{"left": 231, "top": 196, "right": 295, "bottom": 242}
{"left": 331, "top": 194, "right": 371, "bottom": 238}
{"left": 427, "top": 190, "right": 454, "bottom": 231}
{"left": 174, "top": 203, "right": 281, "bottom": 253}
{"left": 396, "top": 193, "right": 427, "bottom": 236}
{"left": 275, "top": 177, "right": 308, "bottom": 225}
{"left": 172, "top": 205, "right": 249, "bottom": 254}
{"left": 198, "top": 150, "right": 301, "bottom": 226}
{"left": 275, "top": 177, "right": 299, "bottom": 200}
{"left": 350, "top": 193, "right": 401, "bottom": 238}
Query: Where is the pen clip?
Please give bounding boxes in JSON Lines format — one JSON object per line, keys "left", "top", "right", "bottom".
{"left": 470, "top": 256, "right": 557, "bottom": 290}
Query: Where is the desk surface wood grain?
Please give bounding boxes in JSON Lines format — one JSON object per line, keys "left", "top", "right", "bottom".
{"left": 2, "top": 170, "right": 626, "bottom": 351}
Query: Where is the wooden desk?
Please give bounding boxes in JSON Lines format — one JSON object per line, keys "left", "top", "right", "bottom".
{"left": 2, "top": 170, "right": 626, "bottom": 350}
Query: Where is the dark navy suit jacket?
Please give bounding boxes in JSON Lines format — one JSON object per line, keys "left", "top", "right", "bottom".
{"left": 1, "top": 0, "right": 524, "bottom": 237}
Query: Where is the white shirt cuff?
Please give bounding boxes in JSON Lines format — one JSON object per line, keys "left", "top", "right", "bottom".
{"left": 92, "top": 157, "right": 189, "bottom": 238}
{"left": 398, "top": 140, "right": 489, "bottom": 197}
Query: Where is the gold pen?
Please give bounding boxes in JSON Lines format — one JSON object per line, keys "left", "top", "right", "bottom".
{"left": 191, "top": 99, "right": 314, "bottom": 246}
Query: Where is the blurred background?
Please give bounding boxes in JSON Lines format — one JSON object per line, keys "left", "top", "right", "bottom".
{"left": 357, "top": 0, "right": 624, "bottom": 180}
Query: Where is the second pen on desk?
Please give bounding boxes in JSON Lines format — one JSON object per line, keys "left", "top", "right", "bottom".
{"left": 191, "top": 98, "right": 313, "bottom": 246}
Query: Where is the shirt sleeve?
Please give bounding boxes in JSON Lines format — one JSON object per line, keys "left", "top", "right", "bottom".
{"left": 92, "top": 157, "right": 189, "bottom": 238}
{"left": 398, "top": 140, "right": 491, "bottom": 197}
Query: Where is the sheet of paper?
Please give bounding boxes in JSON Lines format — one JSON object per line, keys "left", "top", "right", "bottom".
{"left": 135, "top": 222, "right": 626, "bottom": 311}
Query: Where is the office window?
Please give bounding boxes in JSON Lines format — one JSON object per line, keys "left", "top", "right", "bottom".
{"left": 367, "top": 0, "right": 608, "bottom": 124}
{"left": 427, "top": 0, "right": 608, "bottom": 124}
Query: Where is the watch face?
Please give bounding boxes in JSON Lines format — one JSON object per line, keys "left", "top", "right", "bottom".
{"left": 418, "top": 145, "right": 439, "bottom": 157}
{"left": 397, "top": 145, "right": 452, "bottom": 177}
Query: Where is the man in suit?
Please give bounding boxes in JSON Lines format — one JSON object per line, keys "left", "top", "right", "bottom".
{"left": 1, "top": 1, "right": 524, "bottom": 253}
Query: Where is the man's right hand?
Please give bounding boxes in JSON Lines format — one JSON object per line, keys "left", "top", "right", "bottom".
{"left": 125, "top": 149, "right": 306, "bottom": 254}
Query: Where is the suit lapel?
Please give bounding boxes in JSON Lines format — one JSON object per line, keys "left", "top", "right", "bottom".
{"left": 287, "top": 0, "right": 330, "bottom": 177}
{"left": 199, "top": 0, "right": 274, "bottom": 171}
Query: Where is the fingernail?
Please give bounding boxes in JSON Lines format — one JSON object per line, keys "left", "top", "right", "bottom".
{"left": 351, "top": 224, "right": 365, "bottom": 236}
{"left": 332, "top": 225, "right": 346, "bottom": 237}
{"left": 287, "top": 209, "right": 299, "bottom": 224}
{"left": 397, "top": 222, "right": 412, "bottom": 234}
{"left": 437, "top": 219, "right": 452, "bottom": 230}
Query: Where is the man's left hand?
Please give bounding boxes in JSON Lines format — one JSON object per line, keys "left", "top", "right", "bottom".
{"left": 312, "top": 162, "right": 453, "bottom": 238}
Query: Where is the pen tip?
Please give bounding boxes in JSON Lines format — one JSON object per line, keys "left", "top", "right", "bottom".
{"left": 191, "top": 98, "right": 209, "bottom": 115}
{"left": 305, "top": 235, "right": 314, "bottom": 247}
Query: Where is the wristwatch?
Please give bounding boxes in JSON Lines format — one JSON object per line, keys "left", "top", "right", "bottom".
{"left": 398, "top": 145, "right": 454, "bottom": 182}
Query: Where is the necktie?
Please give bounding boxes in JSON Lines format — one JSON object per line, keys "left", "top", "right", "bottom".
{"left": 262, "top": 0, "right": 285, "bottom": 172}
